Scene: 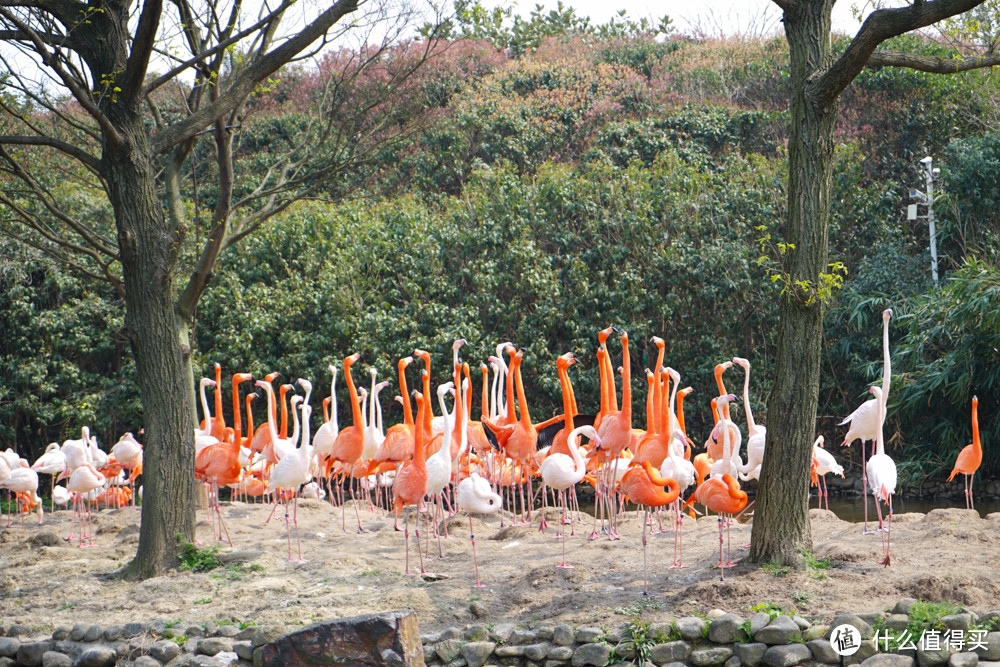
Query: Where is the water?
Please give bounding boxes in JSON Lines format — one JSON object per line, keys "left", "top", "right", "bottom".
{"left": 815, "top": 496, "right": 1000, "bottom": 523}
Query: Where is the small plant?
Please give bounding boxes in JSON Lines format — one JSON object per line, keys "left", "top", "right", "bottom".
{"left": 177, "top": 534, "right": 221, "bottom": 572}
{"left": 361, "top": 568, "right": 381, "bottom": 577}
{"left": 194, "top": 598, "right": 213, "bottom": 605}
{"left": 612, "top": 598, "right": 663, "bottom": 616}
{"left": 173, "top": 636, "right": 187, "bottom": 647}
{"left": 624, "top": 619, "right": 655, "bottom": 665}
{"left": 792, "top": 591, "right": 811, "bottom": 607}
{"left": 748, "top": 602, "right": 785, "bottom": 620}
{"left": 59, "top": 603, "right": 75, "bottom": 610}
{"left": 762, "top": 563, "right": 791, "bottom": 578}
{"left": 909, "top": 600, "right": 963, "bottom": 630}
{"left": 164, "top": 619, "right": 184, "bottom": 629}
{"left": 238, "top": 620, "right": 256, "bottom": 630}
{"left": 800, "top": 549, "right": 831, "bottom": 580}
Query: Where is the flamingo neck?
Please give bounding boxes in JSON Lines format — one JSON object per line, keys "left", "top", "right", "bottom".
{"left": 514, "top": 357, "right": 531, "bottom": 425}
{"left": 742, "top": 367, "right": 757, "bottom": 433}
{"left": 620, "top": 338, "right": 631, "bottom": 421}
{"left": 279, "top": 386, "right": 290, "bottom": 439}
{"left": 972, "top": 401, "right": 980, "bottom": 455}
{"left": 398, "top": 362, "right": 413, "bottom": 427}
{"left": 345, "top": 361, "right": 363, "bottom": 427}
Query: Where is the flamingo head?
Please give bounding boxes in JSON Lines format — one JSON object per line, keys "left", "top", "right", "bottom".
{"left": 201, "top": 378, "right": 216, "bottom": 388}
{"left": 973, "top": 395, "right": 978, "bottom": 405}
{"left": 346, "top": 353, "right": 361, "bottom": 367}
{"left": 815, "top": 435, "right": 825, "bottom": 449}
{"left": 453, "top": 338, "right": 467, "bottom": 352}
{"left": 666, "top": 366, "right": 680, "bottom": 383}
{"left": 437, "top": 381, "right": 455, "bottom": 401}
{"left": 413, "top": 349, "right": 430, "bottom": 367}
{"left": 650, "top": 336, "right": 664, "bottom": 351}
{"left": 233, "top": 373, "right": 253, "bottom": 385}
{"left": 557, "top": 352, "right": 575, "bottom": 369}
{"left": 254, "top": 379, "right": 272, "bottom": 392}
{"left": 297, "top": 378, "right": 312, "bottom": 394}
{"left": 883, "top": 308, "right": 893, "bottom": 321}
{"left": 678, "top": 387, "right": 694, "bottom": 399}
{"left": 265, "top": 371, "right": 281, "bottom": 383}
{"left": 323, "top": 397, "right": 331, "bottom": 409}
{"left": 375, "top": 380, "right": 390, "bottom": 393}
{"left": 732, "top": 357, "right": 750, "bottom": 371}
{"left": 395, "top": 395, "right": 404, "bottom": 405}
{"left": 328, "top": 364, "right": 337, "bottom": 376}
{"left": 598, "top": 327, "right": 614, "bottom": 344}
{"left": 619, "top": 329, "right": 629, "bottom": 344}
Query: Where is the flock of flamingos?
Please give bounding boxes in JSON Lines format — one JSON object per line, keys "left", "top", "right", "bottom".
{"left": 0, "top": 311, "right": 986, "bottom": 589}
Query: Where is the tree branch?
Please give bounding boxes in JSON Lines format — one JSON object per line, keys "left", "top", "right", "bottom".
{"left": 121, "top": 0, "right": 163, "bottom": 97}
{"left": 150, "top": 0, "right": 358, "bottom": 155}
{"left": 866, "top": 48, "right": 1000, "bottom": 72}
{"left": 0, "top": 134, "right": 100, "bottom": 171}
{"left": 812, "top": 0, "right": 991, "bottom": 108}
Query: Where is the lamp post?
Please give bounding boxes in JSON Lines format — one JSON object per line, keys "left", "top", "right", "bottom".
{"left": 906, "top": 155, "right": 940, "bottom": 288}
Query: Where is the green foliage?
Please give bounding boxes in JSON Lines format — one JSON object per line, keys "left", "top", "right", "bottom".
{"left": 800, "top": 549, "right": 831, "bottom": 580}
{"left": 761, "top": 563, "right": 791, "bottom": 578}
{"left": 872, "top": 599, "right": 966, "bottom": 651}
{"left": 177, "top": 535, "right": 222, "bottom": 573}
{"left": 612, "top": 598, "right": 663, "bottom": 616}
{"left": 748, "top": 602, "right": 786, "bottom": 619}
{"left": 623, "top": 619, "right": 655, "bottom": 664}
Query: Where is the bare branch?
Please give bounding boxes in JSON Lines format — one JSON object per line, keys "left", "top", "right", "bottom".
{"left": 122, "top": 0, "right": 164, "bottom": 97}
{"left": 813, "top": 0, "right": 994, "bottom": 107}
{"left": 150, "top": 0, "right": 359, "bottom": 155}
{"left": 0, "top": 134, "right": 100, "bottom": 171}
{"left": 866, "top": 48, "right": 1000, "bottom": 72}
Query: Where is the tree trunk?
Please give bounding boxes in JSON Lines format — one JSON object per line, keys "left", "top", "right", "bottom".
{"left": 104, "top": 113, "right": 197, "bottom": 579}
{"left": 749, "top": 1, "right": 836, "bottom": 566}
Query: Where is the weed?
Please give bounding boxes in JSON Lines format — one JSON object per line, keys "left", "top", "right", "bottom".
{"left": 792, "top": 591, "right": 811, "bottom": 607}
{"left": 974, "top": 615, "right": 1000, "bottom": 632}
{"left": 173, "top": 636, "right": 187, "bottom": 646}
{"left": 194, "top": 598, "right": 213, "bottom": 605}
{"left": 59, "top": 603, "right": 75, "bottom": 610}
{"left": 800, "top": 549, "right": 831, "bottom": 580}
{"left": 164, "top": 619, "right": 184, "bottom": 629}
{"left": 624, "top": 619, "right": 655, "bottom": 664}
{"left": 612, "top": 598, "right": 663, "bottom": 616}
{"left": 762, "top": 563, "right": 791, "bottom": 578}
{"left": 177, "top": 534, "right": 221, "bottom": 572}
{"left": 748, "top": 602, "right": 785, "bottom": 620}
{"left": 361, "top": 568, "right": 381, "bottom": 577}
{"left": 238, "top": 620, "right": 256, "bottom": 630}
{"left": 910, "top": 600, "right": 963, "bottom": 630}
{"left": 470, "top": 595, "right": 481, "bottom": 602}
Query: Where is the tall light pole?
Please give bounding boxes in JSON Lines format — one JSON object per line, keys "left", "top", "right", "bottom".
{"left": 907, "top": 155, "right": 941, "bottom": 288}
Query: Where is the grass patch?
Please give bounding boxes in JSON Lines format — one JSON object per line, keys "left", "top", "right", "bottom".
{"left": 624, "top": 619, "right": 655, "bottom": 664}
{"left": 612, "top": 598, "right": 663, "bottom": 616}
{"left": 792, "top": 591, "right": 811, "bottom": 607}
{"left": 800, "top": 549, "right": 831, "bottom": 580}
{"left": 177, "top": 534, "right": 221, "bottom": 572}
{"left": 762, "top": 563, "right": 791, "bottom": 578}
{"left": 194, "top": 598, "right": 213, "bottom": 605}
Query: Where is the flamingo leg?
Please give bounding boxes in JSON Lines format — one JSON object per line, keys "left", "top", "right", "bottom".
{"left": 641, "top": 508, "right": 650, "bottom": 596}
{"left": 351, "top": 478, "right": 368, "bottom": 533}
{"left": 470, "top": 514, "right": 485, "bottom": 588}
{"left": 671, "top": 499, "right": 685, "bottom": 568}
{"left": 403, "top": 510, "right": 412, "bottom": 576}
{"left": 558, "top": 491, "right": 572, "bottom": 569}
{"left": 284, "top": 496, "right": 293, "bottom": 562}
{"left": 861, "top": 440, "right": 875, "bottom": 535}
{"left": 215, "top": 482, "right": 233, "bottom": 547}
{"left": 293, "top": 494, "right": 305, "bottom": 562}
{"left": 717, "top": 515, "right": 725, "bottom": 581}
{"left": 415, "top": 506, "right": 426, "bottom": 574}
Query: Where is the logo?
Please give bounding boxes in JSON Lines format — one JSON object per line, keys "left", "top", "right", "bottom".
{"left": 830, "top": 624, "right": 862, "bottom": 656}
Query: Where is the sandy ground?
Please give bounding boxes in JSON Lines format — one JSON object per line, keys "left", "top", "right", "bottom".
{"left": 2, "top": 499, "right": 999, "bottom": 633}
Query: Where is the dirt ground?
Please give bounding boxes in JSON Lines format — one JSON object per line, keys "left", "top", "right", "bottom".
{"left": 2, "top": 500, "right": 999, "bottom": 633}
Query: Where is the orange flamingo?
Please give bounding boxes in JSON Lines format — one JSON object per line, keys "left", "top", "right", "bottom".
{"left": 249, "top": 372, "right": 281, "bottom": 455}
{"left": 596, "top": 329, "right": 633, "bottom": 539}
{"left": 618, "top": 460, "right": 680, "bottom": 595}
{"left": 948, "top": 396, "right": 982, "bottom": 510}
{"left": 331, "top": 353, "right": 366, "bottom": 533}
{"left": 210, "top": 363, "right": 227, "bottom": 441}
{"left": 394, "top": 385, "right": 430, "bottom": 575}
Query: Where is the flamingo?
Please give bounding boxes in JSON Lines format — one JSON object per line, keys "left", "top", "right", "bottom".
{"left": 62, "top": 426, "right": 93, "bottom": 473}
{"left": 811, "top": 436, "right": 844, "bottom": 510}
{"left": 0, "top": 456, "right": 9, "bottom": 526}
{"left": 840, "top": 307, "right": 892, "bottom": 534}
{"left": 266, "top": 400, "right": 313, "bottom": 562}
{"left": 31, "top": 443, "right": 66, "bottom": 513}
{"left": 1, "top": 464, "right": 43, "bottom": 527}
{"left": 705, "top": 362, "right": 739, "bottom": 460}
{"left": 425, "top": 381, "right": 457, "bottom": 555}
{"left": 540, "top": 425, "right": 599, "bottom": 567}
{"left": 111, "top": 432, "right": 143, "bottom": 506}
{"left": 195, "top": 377, "right": 214, "bottom": 439}
{"left": 867, "top": 386, "right": 896, "bottom": 566}
{"left": 947, "top": 396, "right": 982, "bottom": 510}
{"left": 312, "top": 365, "right": 340, "bottom": 473}
{"left": 690, "top": 394, "right": 747, "bottom": 581}
{"left": 209, "top": 362, "right": 227, "bottom": 441}
{"left": 618, "top": 460, "right": 680, "bottom": 595}
{"left": 456, "top": 472, "right": 502, "bottom": 587}
{"left": 660, "top": 428, "right": 696, "bottom": 567}
{"left": 596, "top": 329, "right": 633, "bottom": 539}
{"left": 393, "top": 385, "right": 430, "bottom": 575}
{"left": 732, "top": 357, "right": 766, "bottom": 482}
{"left": 60, "top": 463, "right": 106, "bottom": 545}
{"left": 248, "top": 372, "right": 281, "bottom": 456}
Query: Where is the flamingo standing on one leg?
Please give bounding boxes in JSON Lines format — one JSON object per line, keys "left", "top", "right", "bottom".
{"left": 867, "top": 386, "right": 896, "bottom": 566}
{"left": 456, "top": 472, "right": 502, "bottom": 587}
{"left": 1, "top": 464, "right": 43, "bottom": 527}
{"left": 840, "top": 307, "right": 892, "bottom": 534}
{"left": 947, "top": 396, "right": 982, "bottom": 510}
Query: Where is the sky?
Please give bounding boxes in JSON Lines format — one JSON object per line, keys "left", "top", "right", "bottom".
{"left": 505, "top": 0, "right": 873, "bottom": 38}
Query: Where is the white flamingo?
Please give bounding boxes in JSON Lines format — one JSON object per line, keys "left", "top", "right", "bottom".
{"left": 732, "top": 357, "right": 766, "bottom": 482}
{"left": 1, "top": 463, "right": 43, "bottom": 527}
{"left": 540, "top": 424, "right": 599, "bottom": 567}
{"left": 426, "top": 381, "right": 457, "bottom": 556}
{"left": 31, "top": 443, "right": 66, "bottom": 512}
{"left": 660, "top": 428, "right": 696, "bottom": 567}
{"left": 867, "top": 386, "right": 896, "bottom": 566}
{"left": 840, "top": 307, "right": 892, "bottom": 534}
{"left": 266, "top": 400, "right": 313, "bottom": 562}
{"left": 60, "top": 462, "right": 105, "bottom": 545}
{"left": 811, "top": 435, "right": 844, "bottom": 510}
{"left": 456, "top": 472, "right": 502, "bottom": 587}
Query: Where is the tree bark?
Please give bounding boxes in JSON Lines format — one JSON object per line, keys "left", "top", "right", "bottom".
{"left": 104, "top": 111, "right": 197, "bottom": 578}
{"left": 749, "top": 0, "right": 836, "bottom": 566}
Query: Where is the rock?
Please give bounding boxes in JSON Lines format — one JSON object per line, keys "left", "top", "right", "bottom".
{"left": 735, "top": 643, "right": 768, "bottom": 667}
{"left": 861, "top": 655, "right": 916, "bottom": 667}
{"left": 27, "top": 531, "right": 62, "bottom": 547}
{"left": 495, "top": 646, "right": 525, "bottom": 658}
{"left": 575, "top": 628, "right": 604, "bottom": 643}
{"left": 40, "top": 652, "right": 72, "bottom": 667}
{"left": 919, "top": 647, "right": 955, "bottom": 667}
{"left": 807, "top": 639, "right": 840, "bottom": 664}
{"left": 465, "top": 626, "right": 490, "bottom": 642}
{"left": 548, "top": 644, "right": 575, "bottom": 661}
{"left": 950, "top": 653, "right": 979, "bottom": 667}
{"left": 440, "top": 628, "right": 463, "bottom": 641}
{"left": 804, "top": 626, "right": 830, "bottom": 642}
{"left": 650, "top": 640, "right": 693, "bottom": 664}
{"left": 103, "top": 626, "right": 123, "bottom": 642}
{"left": 649, "top": 622, "right": 677, "bottom": 643}
{"left": 7, "top": 627, "right": 30, "bottom": 638}
{"left": 419, "top": 632, "right": 441, "bottom": 645}
{"left": 762, "top": 645, "right": 811, "bottom": 667}
{"left": 216, "top": 627, "right": 240, "bottom": 639}
{"left": 894, "top": 600, "right": 920, "bottom": 616}
{"left": 250, "top": 625, "right": 285, "bottom": 649}
{"left": 537, "top": 628, "right": 554, "bottom": 642}
{"left": 490, "top": 624, "right": 517, "bottom": 644}
{"left": 437, "top": 639, "right": 464, "bottom": 663}
{"left": 972, "top": 634, "right": 1000, "bottom": 661}
{"left": 76, "top": 646, "right": 117, "bottom": 667}
{"left": 792, "top": 617, "right": 811, "bottom": 631}
{"left": 724, "top": 656, "right": 741, "bottom": 667}
{"left": 0, "top": 638, "right": 21, "bottom": 658}
{"left": 134, "top": 658, "right": 163, "bottom": 667}
{"left": 710, "top": 615, "right": 746, "bottom": 644}
{"left": 151, "top": 640, "right": 183, "bottom": 663}
{"left": 124, "top": 623, "right": 148, "bottom": 639}
{"left": 83, "top": 625, "right": 104, "bottom": 643}
{"left": 525, "top": 644, "right": 551, "bottom": 661}
{"left": 150, "top": 621, "right": 168, "bottom": 636}
{"left": 462, "top": 642, "right": 497, "bottom": 667}
{"left": 511, "top": 630, "right": 537, "bottom": 645}
{"left": 828, "top": 616, "right": 874, "bottom": 641}
{"left": 613, "top": 641, "right": 635, "bottom": 660}
{"left": 605, "top": 627, "right": 624, "bottom": 644}
{"left": 187, "top": 626, "right": 206, "bottom": 638}
{"left": 233, "top": 643, "right": 254, "bottom": 661}
{"left": 676, "top": 618, "right": 707, "bottom": 641}
{"left": 942, "top": 617, "right": 975, "bottom": 633}
{"left": 259, "top": 610, "right": 422, "bottom": 667}
{"left": 691, "top": 647, "right": 735, "bottom": 666}
{"left": 235, "top": 628, "right": 256, "bottom": 642}
{"left": 843, "top": 640, "right": 878, "bottom": 666}
{"left": 203, "top": 622, "right": 219, "bottom": 638}
{"left": 886, "top": 616, "right": 912, "bottom": 631}
{"left": 858, "top": 614, "right": 886, "bottom": 627}
{"left": 708, "top": 610, "right": 728, "bottom": 620}
{"left": 199, "top": 638, "right": 233, "bottom": 656}
{"left": 750, "top": 615, "right": 772, "bottom": 638}
{"left": 51, "top": 627, "right": 72, "bottom": 642}
{"left": 572, "top": 643, "right": 613, "bottom": 667}
{"left": 470, "top": 601, "right": 489, "bottom": 618}
{"left": 16, "top": 641, "right": 51, "bottom": 667}
{"left": 217, "top": 550, "right": 263, "bottom": 564}
{"left": 553, "top": 626, "right": 574, "bottom": 646}
{"left": 70, "top": 624, "right": 90, "bottom": 642}
{"left": 755, "top": 617, "right": 802, "bottom": 645}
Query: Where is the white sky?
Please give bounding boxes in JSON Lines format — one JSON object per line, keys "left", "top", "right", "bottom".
{"left": 505, "top": 0, "right": 872, "bottom": 38}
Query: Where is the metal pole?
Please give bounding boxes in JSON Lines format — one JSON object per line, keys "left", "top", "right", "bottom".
{"left": 925, "top": 158, "right": 939, "bottom": 288}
